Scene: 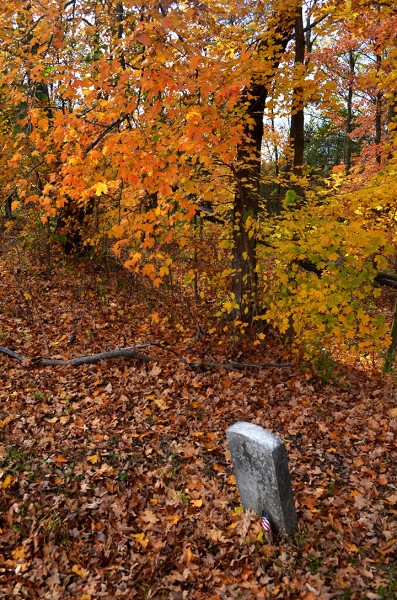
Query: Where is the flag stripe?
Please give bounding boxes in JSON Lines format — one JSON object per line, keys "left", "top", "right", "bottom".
{"left": 261, "top": 511, "right": 273, "bottom": 541}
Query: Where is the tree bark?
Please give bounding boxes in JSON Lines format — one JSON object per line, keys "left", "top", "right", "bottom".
{"left": 290, "top": 4, "right": 305, "bottom": 181}
{"left": 345, "top": 50, "right": 355, "bottom": 174}
{"left": 232, "top": 83, "right": 267, "bottom": 319}
{"left": 384, "top": 295, "right": 397, "bottom": 371}
{"left": 374, "top": 52, "right": 383, "bottom": 164}
{"left": 232, "top": 13, "right": 295, "bottom": 319}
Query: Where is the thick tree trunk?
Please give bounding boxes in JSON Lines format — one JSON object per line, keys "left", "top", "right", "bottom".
{"left": 232, "top": 13, "right": 295, "bottom": 319}
{"left": 232, "top": 84, "right": 267, "bottom": 318}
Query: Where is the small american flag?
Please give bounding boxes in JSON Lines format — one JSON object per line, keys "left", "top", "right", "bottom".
{"left": 261, "top": 511, "right": 273, "bottom": 541}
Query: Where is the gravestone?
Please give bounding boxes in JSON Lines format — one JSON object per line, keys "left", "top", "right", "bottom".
{"left": 226, "top": 421, "right": 297, "bottom": 535}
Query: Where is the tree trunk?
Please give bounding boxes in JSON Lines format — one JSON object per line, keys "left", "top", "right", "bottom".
{"left": 375, "top": 52, "right": 382, "bottom": 165}
{"left": 290, "top": 4, "right": 305, "bottom": 180}
{"left": 345, "top": 50, "right": 355, "bottom": 174}
{"left": 232, "top": 84, "right": 267, "bottom": 318}
{"left": 232, "top": 10, "right": 296, "bottom": 320}
{"left": 384, "top": 295, "right": 397, "bottom": 371}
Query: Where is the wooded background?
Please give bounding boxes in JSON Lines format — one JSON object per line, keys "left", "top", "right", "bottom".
{"left": 1, "top": 0, "right": 397, "bottom": 365}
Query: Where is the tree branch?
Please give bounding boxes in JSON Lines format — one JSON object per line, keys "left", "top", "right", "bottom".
{"left": 0, "top": 346, "right": 155, "bottom": 367}
{"left": 192, "top": 360, "right": 291, "bottom": 371}
{"left": 83, "top": 117, "right": 125, "bottom": 155}
{"left": 0, "top": 345, "right": 291, "bottom": 370}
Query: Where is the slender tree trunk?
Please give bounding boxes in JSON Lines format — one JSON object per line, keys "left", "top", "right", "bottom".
{"left": 290, "top": 4, "right": 305, "bottom": 180}
{"left": 116, "top": 3, "right": 126, "bottom": 69}
{"left": 384, "top": 294, "right": 397, "bottom": 371}
{"left": 345, "top": 50, "right": 355, "bottom": 175}
{"left": 375, "top": 52, "right": 382, "bottom": 165}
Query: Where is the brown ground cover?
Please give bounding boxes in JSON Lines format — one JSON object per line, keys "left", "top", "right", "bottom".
{"left": 0, "top": 240, "right": 396, "bottom": 599}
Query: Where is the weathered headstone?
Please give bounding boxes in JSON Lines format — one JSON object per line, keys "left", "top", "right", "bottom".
{"left": 226, "top": 421, "right": 297, "bottom": 535}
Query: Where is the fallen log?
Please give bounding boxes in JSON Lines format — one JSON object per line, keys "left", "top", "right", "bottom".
{"left": 0, "top": 346, "right": 23, "bottom": 360}
{"left": 0, "top": 345, "right": 291, "bottom": 370}
{"left": 0, "top": 346, "right": 155, "bottom": 367}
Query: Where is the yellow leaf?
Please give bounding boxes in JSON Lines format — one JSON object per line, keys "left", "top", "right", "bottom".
{"left": 93, "top": 182, "right": 108, "bottom": 196}
{"left": 186, "top": 109, "right": 202, "bottom": 123}
{"left": 131, "top": 533, "right": 149, "bottom": 549}
{"left": 72, "top": 564, "right": 89, "bottom": 578}
{"left": 111, "top": 224, "right": 124, "bottom": 238}
{"left": 185, "top": 546, "right": 195, "bottom": 562}
{"left": 166, "top": 514, "right": 181, "bottom": 525}
{"left": 87, "top": 454, "right": 100, "bottom": 464}
{"left": 0, "top": 416, "right": 14, "bottom": 428}
{"left": 12, "top": 546, "right": 25, "bottom": 560}
{"left": 190, "top": 498, "right": 203, "bottom": 508}
{"left": 1, "top": 474, "right": 13, "bottom": 489}
{"left": 23, "top": 292, "right": 31, "bottom": 301}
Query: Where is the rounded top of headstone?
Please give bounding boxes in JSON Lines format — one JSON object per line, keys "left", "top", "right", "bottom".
{"left": 226, "top": 421, "right": 282, "bottom": 450}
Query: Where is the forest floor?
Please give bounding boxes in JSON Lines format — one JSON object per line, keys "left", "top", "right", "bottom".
{"left": 0, "top": 235, "right": 396, "bottom": 599}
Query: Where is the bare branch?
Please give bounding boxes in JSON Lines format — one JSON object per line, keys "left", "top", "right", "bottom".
{"left": 83, "top": 117, "right": 125, "bottom": 155}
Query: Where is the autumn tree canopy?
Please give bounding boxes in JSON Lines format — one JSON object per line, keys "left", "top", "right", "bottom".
{"left": 1, "top": 0, "right": 397, "bottom": 361}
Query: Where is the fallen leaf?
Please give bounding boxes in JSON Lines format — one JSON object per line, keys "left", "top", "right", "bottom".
{"left": 166, "top": 515, "right": 181, "bottom": 525}
{"left": 213, "top": 464, "right": 226, "bottom": 473}
{"left": 386, "top": 493, "right": 397, "bottom": 505}
{"left": 72, "top": 564, "right": 89, "bottom": 578}
{"left": 131, "top": 533, "right": 149, "bottom": 549}
{"left": 302, "top": 495, "right": 317, "bottom": 509}
{"left": 140, "top": 509, "right": 159, "bottom": 525}
{"left": 149, "top": 364, "right": 161, "bottom": 377}
{"left": 87, "top": 454, "right": 100, "bottom": 464}
{"left": 12, "top": 546, "right": 25, "bottom": 560}
{"left": 54, "top": 455, "right": 68, "bottom": 464}
{"left": 1, "top": 474, "right": 13, "bottom": 489}
{"left": 190, "top": 498, "right": 203, "bottom": 508}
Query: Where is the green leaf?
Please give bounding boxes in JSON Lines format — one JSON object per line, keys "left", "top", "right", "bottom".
{"left": 283, "top": 190, "right": 297, "bottom": 208}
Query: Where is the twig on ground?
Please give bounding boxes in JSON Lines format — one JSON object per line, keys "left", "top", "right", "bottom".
{"left": 192, "top": 360, "right": 292, "bottom": 371}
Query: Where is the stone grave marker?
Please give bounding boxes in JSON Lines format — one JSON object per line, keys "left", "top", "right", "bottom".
{"left": 226, "top": 421, "right": 297, "bottom": 535}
